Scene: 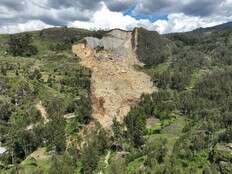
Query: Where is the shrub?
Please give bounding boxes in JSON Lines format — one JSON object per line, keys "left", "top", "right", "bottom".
{"left": 133, "top": 28, "right": 169, "bottom": 66}
{"left": 8, "top": 33, "right": 38, "bottom": 57}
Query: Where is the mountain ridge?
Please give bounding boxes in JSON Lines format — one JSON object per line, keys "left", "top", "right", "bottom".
{"left": 193, "top": 21, "right": 232, "bottom": 32}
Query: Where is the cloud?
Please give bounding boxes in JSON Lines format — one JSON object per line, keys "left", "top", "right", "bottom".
{"left": 0, "top": 0, "right": 24, "bottom": 11}
{"left": 0, "top": 0, "right": 232, "bottom": 34}
{"left": 0, "top": 0, "right": 135, "bottom": 28}
{"left": 153, "top": 13, "right": 232, "bottom": 34}
{"left": 70, "top": 3, "right": 232, "bottom": 34}
{"left": 0, "top": 0, "right": 140, "bottom": 33}
{"left": 0, "top": 20, "right": 52, "bottom": 34}
{"left": 182, "top": 0, "right": 221, "bottom": 17}
{"left": 134, "top": 0, "right": 231, "bottom": 17}
{"left": 0, "top": 0, "right": 100, "bottom": 27}
{"left": 46, "top": 0, "right": 102, "bottom": 10}
{"left": 104, "top": 0, "right": 135, "bottom": 12}
{"left": 69, "top": 3, "right": 154, "bottom": 31}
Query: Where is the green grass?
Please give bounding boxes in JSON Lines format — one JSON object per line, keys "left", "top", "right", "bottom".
{"left": 127, "top": 156, "right": 145, "bottom": 174}
{"left": 161, "top": 115, "right": 186, "bottom": 135}
{"left": 0, "top": 158, "right": 52, "bottom": 174}
{"left": 146, "top": 118, "right": 162, "bottom": 135}
{"left": 148, "top": 116, "right": 186, "bottom": 156}
{"left": 125, "top": 116, "right": 187, "bottom": 173}
{"left": 144, "top": 62, "right": 170, "bottom": 78}
{"left": 32, "top": 34, "right": 54, "bottom": 56}
{"left": 187, "top": 69, "right": 208, "bottom": 89}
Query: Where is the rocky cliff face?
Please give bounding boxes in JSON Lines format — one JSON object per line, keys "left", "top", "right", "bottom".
{"left": 72, "top": 29, "right": 156, "bottom": 128}
{"left": 84, "top": 29, "right": 131, "bottom": 58}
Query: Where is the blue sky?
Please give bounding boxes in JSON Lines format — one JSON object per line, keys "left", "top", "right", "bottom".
{"left": 0, "top": 0, "right": 232, "bottom": 34}
{"left": 123, "top": 7, "right": 168, "bottom": 22}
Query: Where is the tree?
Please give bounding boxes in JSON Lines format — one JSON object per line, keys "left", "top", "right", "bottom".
{"left": 46, "top": 97, "right": 65, "bottom": 118}
{"left": 80, "top": 123, "right": 110, "bottom": 174}
{"left": 0, "top": 64, "right": 7, "bottom": 76}
{"left": 0, "top": 99, "right": 12, "bottom": 122}
{"left": 154, "top": 70, "right": 172, "bottom": 89}
{"left": 75, "top": 95, "right": 92, "bottom": 124}
{"left": 48, "top": 154, "right": 76, "bottom": 174}
{"left": 43, "top": 97, "right": 66, "bottom": 152}
{"left": 27, "top": 69, "right": 42, "bottom": 81}
{"left": 14, "top": 80, "right": 34, "bottom": 106}
{"left": 124, "top": 107, "right": 146, "bottom": 147}
{"left": 107, "top": 156, "right": 127, "bottom": 174}
{"left": 8, "top": 33, "right": 38, "bottom": 57}
{"left": 7, "top": 118, "right": 40, "bottom": 163}
{"left": 144, "top": 138, "right": 168, "bottom": 167}
{"left": 47, "top": 74, "right": 55, "bottom": 87}
{"left": 202, "top": 166, "right": 212, "bottom": 174}
{"left": 134, "top": 28, "right": 169, "bottom": 66}
{"left": 171, "top": 70, "right": 190, "bottom": 91}
{"left": 44, "top": 114, "right": 66, "bottom": 153}
{"left": 219, "top": 128, "right": 232, "bottom": 143}
{"left": 178, "top": 91, "right": 195, "bottom": 116}
{"left": 112, "top": 117, "right": 124, "bottom": 142}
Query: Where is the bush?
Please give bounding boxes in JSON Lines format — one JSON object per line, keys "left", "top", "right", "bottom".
{"left": 80, "top": 123, "right": 110, "bottom": 174}
{"left": 8, "top": 33, "right": 38, "bottom": 57}
{"left": 219, "top": 128, "right": 232, "bottom": 143}
{"left": 133, "top": 28, "right": 169, "bottom": 66}
{"left": 0, "top": 99, "right": 12, "bottom": 122}
{"left": 144, "top": 137, "right": 168, "bottom": 167}
{"left": 124, "top": 107, "right": 146, "bottom": 147}
{"left": 195, "top": 68, "right": 232, "bottom": 103}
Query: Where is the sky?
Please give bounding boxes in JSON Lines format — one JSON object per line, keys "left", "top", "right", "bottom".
{"left": 1, "top": 0, "right": 232, "bottom": 34}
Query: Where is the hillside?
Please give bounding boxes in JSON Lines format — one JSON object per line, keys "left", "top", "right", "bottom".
{"left": 0, "top": 26, "right": 232, "bottom": 174}
{"left": 194, "top": 21, "right": 232, "bottom": 32}
{"left": 72, "top": 29, "right": 156, "bottom": 128}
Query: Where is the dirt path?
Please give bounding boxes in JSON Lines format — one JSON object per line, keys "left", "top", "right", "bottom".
{"left": 36, "top": 101, "right": 49, "bottom": 124}
{"left": 72, "top": 30, "right": 156, "bottom": 128}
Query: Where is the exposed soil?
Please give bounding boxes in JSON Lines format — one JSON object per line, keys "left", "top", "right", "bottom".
{"left": 27, "top": 148, "right": 50, "bottom": 161}
{"left": 72, "top": 29, "right": 156, "bottom": 128}
{"left": 36, "top": 101, "right": 49, "bottom": 124}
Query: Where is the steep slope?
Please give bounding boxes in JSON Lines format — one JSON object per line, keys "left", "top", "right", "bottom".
{"left": 72, "top": 29, "right": 156, "bottom": 128}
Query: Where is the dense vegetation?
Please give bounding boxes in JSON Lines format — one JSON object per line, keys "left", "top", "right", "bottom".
{"left": 126, "top": 29, "right": 232, "bottom": 173}
{"left": 0, "top": 28, "right": 94, "bottom": 173}
{"left": 132, "top": 28, "right": 171, "bottom": 66}
{"left": 0, "top": 27, "right": 232, "bottom": 174}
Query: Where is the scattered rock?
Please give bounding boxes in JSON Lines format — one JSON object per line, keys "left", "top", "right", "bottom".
{"left": 72, "top": 29, "right": 156, "bottom": 128}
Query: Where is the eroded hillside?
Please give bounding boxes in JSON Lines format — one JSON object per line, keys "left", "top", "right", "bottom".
{"left": 72, "top": 29, "right": 156, "bottom": 128}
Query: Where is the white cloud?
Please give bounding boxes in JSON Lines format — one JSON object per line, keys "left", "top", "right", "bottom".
{"left": 0, "top": 1, "right": 232, "bottom": 34}
{"left": 0, "top": 20, "right": 52, "bottom": 34}
{"left": 69, "top": 3, "right": 232, "bottom": 34}
{"left": 153, "top": 13, "right": 232, "bottom": 33}
{"left": 69, "top": 3, "right": 154, "bottom": 31}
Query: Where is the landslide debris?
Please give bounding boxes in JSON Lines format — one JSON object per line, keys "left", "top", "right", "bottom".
{"left": 72, "top": 29, "right": 156, "bottom": 128}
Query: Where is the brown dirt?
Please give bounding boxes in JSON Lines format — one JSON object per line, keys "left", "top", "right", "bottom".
{"left": 27, "top": 148, "right": 50, "bottom": 161}
{"left": 36, "top": 101, "right": 49, "bottom": 124}
{"left": 72, "top": 31, "right": 157, "bottom": 128}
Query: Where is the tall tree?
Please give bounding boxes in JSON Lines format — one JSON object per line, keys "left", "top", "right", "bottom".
{"left": 124, "top": 107, "right": 146, "bottom": 147}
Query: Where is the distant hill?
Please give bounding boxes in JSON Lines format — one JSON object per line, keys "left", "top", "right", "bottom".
{"left": 194, "top": 21, "right": 232, "bottom": 32}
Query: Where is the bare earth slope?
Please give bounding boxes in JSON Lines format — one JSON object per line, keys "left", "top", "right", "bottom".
{"left": 72, "top": 29, "right": 156, "bottom": 128}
